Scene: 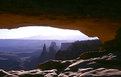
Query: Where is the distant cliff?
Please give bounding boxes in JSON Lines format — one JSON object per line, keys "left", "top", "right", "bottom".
{"left": 56, "top": 39, "right": 102, "bottom": 60}
{"left": 60, "top": 43, "right": 73, "bottom": 51}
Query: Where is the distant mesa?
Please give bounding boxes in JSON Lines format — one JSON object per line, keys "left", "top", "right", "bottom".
{"left": 56, "top": 39, "right": 102, "bottom": 60}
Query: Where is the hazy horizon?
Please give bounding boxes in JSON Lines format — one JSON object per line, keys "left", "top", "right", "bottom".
{"left": 0, "top": 26, "right": 98, "bottom": 40}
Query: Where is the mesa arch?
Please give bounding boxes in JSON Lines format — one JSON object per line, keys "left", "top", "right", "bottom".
{"left": 0, "top": 14, "right": 121, "bottom": 43}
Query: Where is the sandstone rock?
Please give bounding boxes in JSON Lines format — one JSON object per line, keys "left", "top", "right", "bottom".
{"left": 7, "top": 69, "right": 57, "bottom": 77}
{"left": 36, "top": 60, "right": 72, "bottom": 72}
{"left": 0, "top": 69, "right": 16, "bottom": 77}
{"left": 1, "top": 52, "right": 121, "bottom": 77}
{"left": 65, "top": 53, "right": 117, "bottom": 72}
{"left": 80, "top": 68, "right": 121, "bottom": 77}
{"left": 45, "top": 72, "right": 57, "bottom": 77}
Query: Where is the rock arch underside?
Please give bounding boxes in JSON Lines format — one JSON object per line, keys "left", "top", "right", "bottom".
{"left": 1, "top": 1, "right": 121, "bottom": 77}
{"left": 0, "top": 0, "right": 121, "bottom": 43}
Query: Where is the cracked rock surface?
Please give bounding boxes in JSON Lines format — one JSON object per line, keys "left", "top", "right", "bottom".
{"left": 1, "top": 53, "right": 121, "bottom": 77}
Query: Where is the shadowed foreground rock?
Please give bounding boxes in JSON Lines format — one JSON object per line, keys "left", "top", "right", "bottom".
{"left": 1, "top": 53, "right": 121, "bottom": 77}
{"left": 103, "top": 28, "right": 121, "bottom": 51}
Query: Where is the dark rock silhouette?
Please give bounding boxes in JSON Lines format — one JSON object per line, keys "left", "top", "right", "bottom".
{"left": 39, "top": 44, "right": 48, "bottom": 63}
{"left": 40, "top": 44, "right": 48, "bottom": 57}
{"left": 103, "top": 28, "right": 121, "bottom": 51}
{"left": 48, "top": 42, "right": 57, "bottom": 60}
{"left": 36, "top": 60, "right": 72, "bottom": 72}
{"left": 56, "top": 39, "right": 102, "bottom": 60}
{"left": 38, "top": 42, "right": 57, "bottom": 63}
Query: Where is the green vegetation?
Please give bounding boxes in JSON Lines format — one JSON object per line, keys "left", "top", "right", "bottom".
{"left": 0, "top": 0, "right": 121, "bottom": 18}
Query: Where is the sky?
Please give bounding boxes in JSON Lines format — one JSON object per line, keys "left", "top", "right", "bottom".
{"left": 0, "top": 26, "right": 98, "bottom": 40}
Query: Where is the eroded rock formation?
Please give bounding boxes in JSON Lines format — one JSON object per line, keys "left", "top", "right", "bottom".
{"left": 0, "top": 1, "right": 121, "bottom": 77}
{"left": 0, "top": 0, "right": 121, "bottom": 42}
{"left": 0, "top": 14, "right": 120, "bottom": 43}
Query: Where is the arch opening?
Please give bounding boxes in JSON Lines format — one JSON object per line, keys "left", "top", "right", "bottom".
{"left": 0, "top": 26, "right": 102, "bottom": 71}
{"left": 0, "top": 26, "right": 98, "bottom": 40}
